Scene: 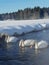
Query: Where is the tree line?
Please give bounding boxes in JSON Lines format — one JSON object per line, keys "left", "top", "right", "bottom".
{"left": 0, "top": 7, "right": 49, "bottom": 20}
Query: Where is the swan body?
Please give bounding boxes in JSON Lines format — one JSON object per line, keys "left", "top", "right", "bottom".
{"left": 5, "top": 36, "right": 18, "bottom": 43}
{"left": 19, "top": 39, "right": 36, "bottom": 47}
{"left": 35, "top": 40, "right": 48, "bottom": 49}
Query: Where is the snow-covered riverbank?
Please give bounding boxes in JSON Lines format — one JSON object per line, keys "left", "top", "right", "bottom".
{"left": 0, "top": 19, "right": 49, "bottom": 35}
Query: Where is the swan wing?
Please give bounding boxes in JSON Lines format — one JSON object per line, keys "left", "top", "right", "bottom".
{"left": 24, "top": 39, "right": 35, "bottom": 46}
{"left": 38, "top": 40, "right": 48, "bottom": 48}
{"left": 24, "top": 40, "right": 32, "bottom": 45}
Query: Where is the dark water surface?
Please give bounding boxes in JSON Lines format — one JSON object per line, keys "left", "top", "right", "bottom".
{"left": 0, "top": 29, "right": 49, "bottom": 65}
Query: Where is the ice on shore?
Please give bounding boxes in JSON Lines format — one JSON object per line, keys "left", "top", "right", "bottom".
{"left": 0, "top": 19, "right": 49, "bottom": 35}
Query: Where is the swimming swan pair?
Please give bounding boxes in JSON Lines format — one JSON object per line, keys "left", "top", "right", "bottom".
{"left": 19, "top": 39, "right": 48, "bottom": 49}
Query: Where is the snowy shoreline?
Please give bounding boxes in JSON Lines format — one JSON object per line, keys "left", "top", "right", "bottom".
{"left": 0, "top": 19, "right": 49, "bottom": 35}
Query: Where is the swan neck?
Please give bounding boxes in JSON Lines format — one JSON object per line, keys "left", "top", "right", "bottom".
{"left": 35, "top": 42, "right": 38, "bottom": 49}
{"left": 21, "top": 40, "right": 24, "bottom": 47}
{"left": 5, "top": 35, "right": 9, "bottom": 43}
{"left": 19, "top": 40, "right": 24, "bottom": 47}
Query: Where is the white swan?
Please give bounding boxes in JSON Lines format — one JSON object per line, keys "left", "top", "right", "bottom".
{"left": 5, "top": 36, "right": 18, "bottom": 43}
{"left": 35, "top": 40, "right": 48, "bottom": 49}
{"left": 19, "top": 39, "right": 36, "bottom": 47}
{"left": 19, "top": 39, "right": 48, "bottom": 49}
{"left": 0, "top": 33, "right": 18, "bottom": 43}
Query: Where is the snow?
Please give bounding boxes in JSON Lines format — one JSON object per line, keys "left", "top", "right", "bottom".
{"left": 0, "top": 19, "right": 49, "bottom": 35}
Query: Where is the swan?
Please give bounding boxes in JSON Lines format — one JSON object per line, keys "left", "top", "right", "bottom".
{"left": 0, "top": 33, "right": 18, "bottom": 43}
{"left": 35, "top": 40, "right": 48, "bottom": 49}
{"left": 19, "top": 39, "right": 48, "bottom": 49}
{"left": 19, "top": 39, "right": 36, "bottom": 47}
{"left": 5, "top": 36, "right": 18, "bottom": 43}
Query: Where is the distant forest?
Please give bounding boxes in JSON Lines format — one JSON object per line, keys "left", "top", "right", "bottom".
{"left": 0, "top": 7, "right": 49, "bottom": 20}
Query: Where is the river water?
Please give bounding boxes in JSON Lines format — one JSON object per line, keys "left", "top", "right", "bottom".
{"left": 0, "top": 29, "right": 49, "bottom": 65}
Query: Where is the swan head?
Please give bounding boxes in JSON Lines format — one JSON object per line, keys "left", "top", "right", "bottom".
{"left": 19, "top": 39, "right": 24, "bottom": 47}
